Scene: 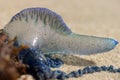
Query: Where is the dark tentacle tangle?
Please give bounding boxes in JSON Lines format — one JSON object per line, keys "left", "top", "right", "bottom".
{"left": 18, "top": 48, "right": 52, "bottom": 80}
{"left": 18, "top": 48, "right": 120, "bottom": 80}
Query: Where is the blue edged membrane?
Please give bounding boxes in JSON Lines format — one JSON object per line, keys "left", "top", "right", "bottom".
{"left": 113, "top": 39, "right": 119, "bottom": 45}
{"left": 10, "top": 8, "right": 72, "bottom": 34}
{"left": 18, "top": 48, "right": 120, "bottom": 80}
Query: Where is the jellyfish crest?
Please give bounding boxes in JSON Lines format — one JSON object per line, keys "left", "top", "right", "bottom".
{"left": 9, "top": 8, "right": 72, "bottom": 35}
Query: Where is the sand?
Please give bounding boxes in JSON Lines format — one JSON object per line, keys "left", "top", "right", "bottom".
{"left": 0, "top": 0, "right": 120, "bottom": 80}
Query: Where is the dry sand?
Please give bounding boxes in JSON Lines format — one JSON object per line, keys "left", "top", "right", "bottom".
{"left": 0, "top": 0, "right": 120, "bottom": 80}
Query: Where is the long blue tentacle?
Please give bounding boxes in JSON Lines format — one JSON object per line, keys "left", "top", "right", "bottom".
{"left": 18, "top": 48, "right": 120, "bottom": 80}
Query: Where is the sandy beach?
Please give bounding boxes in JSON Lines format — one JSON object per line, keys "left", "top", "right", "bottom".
{"left": 0, "top": 0, "right": 120, "bottom": 80}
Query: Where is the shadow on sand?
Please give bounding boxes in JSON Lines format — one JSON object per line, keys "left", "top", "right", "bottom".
{"left": 48, "top": 54, "right": 96, "bottom": 66}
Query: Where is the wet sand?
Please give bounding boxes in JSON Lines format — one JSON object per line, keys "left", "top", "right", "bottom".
{"left": 0, "top": 0, "right": 120, "bottom": 80}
